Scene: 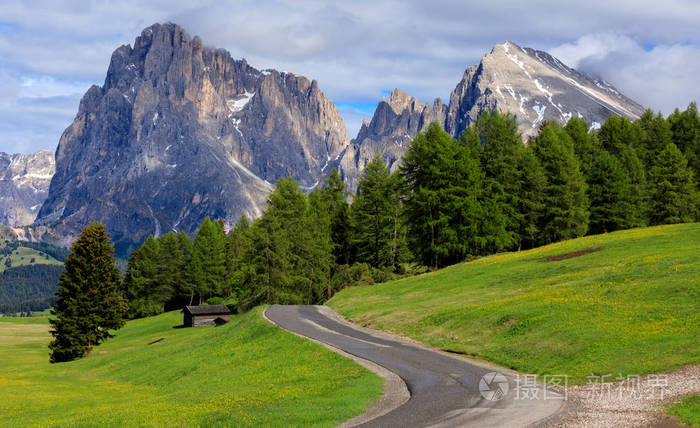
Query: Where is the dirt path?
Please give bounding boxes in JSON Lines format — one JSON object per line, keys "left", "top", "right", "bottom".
{"left": 555, "top": 365, "right": 699, "bottom": 427}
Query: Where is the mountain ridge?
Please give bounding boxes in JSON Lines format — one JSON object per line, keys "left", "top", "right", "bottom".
{"left": 33, "top": 22, "right": 349, "bottom": 255}
{"left": 338, "top": 40, "right": 645, "bottom": 190}
{"left": 0, "top": 26, "right": 646, "bottom": 255}
{"left": 0, "top": 150, "right": 55, "bottom": 227}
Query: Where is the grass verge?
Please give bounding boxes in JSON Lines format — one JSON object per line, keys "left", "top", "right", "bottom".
{"left": 328, "top": 224, "right": 700, "bottom": 384}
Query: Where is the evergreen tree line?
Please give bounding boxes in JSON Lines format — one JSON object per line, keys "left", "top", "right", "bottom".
{"left": 0, "top": 264, "right": 64, "bottom": 314}
{"left": 123, "top": 104, "right": 699, "bottom": 316}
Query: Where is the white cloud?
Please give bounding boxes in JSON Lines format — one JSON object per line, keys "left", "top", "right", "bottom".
{"left": 1, "top": 0, "right": 700, "bottom": 152}
{"left": 551, "top": 33, "right": 700, "bottom": 114}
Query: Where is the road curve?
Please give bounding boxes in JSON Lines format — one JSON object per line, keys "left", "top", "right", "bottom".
{"left": 265, "top": 305, "right": 566, "bottom": 428}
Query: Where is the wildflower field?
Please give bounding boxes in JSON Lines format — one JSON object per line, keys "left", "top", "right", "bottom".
{"left": 0, "top": 307, "right": 382, "bottom": 427}
{"left": 329, "top": 223, "right": 700, "bottom": 384}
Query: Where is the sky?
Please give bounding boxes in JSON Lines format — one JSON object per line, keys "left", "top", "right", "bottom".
{"left": 1, "top": 0, "right": 700, "bottom": 154}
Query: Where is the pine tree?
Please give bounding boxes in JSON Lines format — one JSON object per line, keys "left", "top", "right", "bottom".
{"left": 49, "top": 223, "right": 126, "bottom": 362}
{"left": 617, "top": 145, "right": 647, "bottom": 227}
{"left": 174, "top": 232, "right": 194, "bottom": 304}
{"left": 238, "top": 178, "right": 311, "bottom": 309}
{"left": 598, "top": 115, "right": 643, "bottom": 157}
{"left": 321, "top": 168, "right": 352, "bottom": 265}
{"left": 473, "top": 110, "right": 523, "bottom": 249}
{"left": 188, "top": 217, "right": 227, "bottom": 304}
{"left": 587, "top": 151, "right": 635, "bottom": 234}
{"left": 564, "top": 116, "right": 601, "bottom": 178}
{"left": 237, "top": 217, "right": 288, "bottom": 310}
{"left": 308, "top": 189, "right": 335, "bottom": 301}
{"left": 224, "top": 216, "right": 250, "bottom": 305}
{"left": 668, "top": 102, "right": 700, "bottom": 189}
{"left": 647, "top": 143, "right": 697, "bottom": 225}
{"left": 351, "top": 153, "right": 402, "bottom": 269}
{"left": 123, "top": 235, "right": 161, "bottom": 317}
{"left": 402, "top": 123, "right": 486, "bottom": 267}
{"left": 155, "top": 232, "right": 187, "bottom": 310}
{"left": 637, "top": 109, "right": 673, "bottom": 168}
{"left": 514, "top": 146, "right": 547, "bottom": 249}
{"left": 531, "top": 122, "right": 589, "bottom": 244}
{"left": 597, "top": 114, "right": 648, "bottom": 224}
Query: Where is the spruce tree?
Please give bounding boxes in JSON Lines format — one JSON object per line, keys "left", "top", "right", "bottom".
{"left": 49, "top": 223, "right": 126, "bottom": 363}
{"left": 647, "top": 143, "right": 697, "bottom": 225}
{"left": 473, "top": 110, "right": 523, "bottom": 249}
{"left": 531, "top": 122, "right": 589, "bottom": 244}
{"left": 321, "top": 168, "right": 352, "bottom": 265}
{"left": 155, "top": 232, "right": 187, "bottom": 310}
{"left": 225, "top": 216, "right": 250, "bottom": 305}
{"left": 308, "top": 189, "right": 335, "bottom": 301}
{"left": 637, "top": 109, "right": 673, "bottom": 168}
{"left": 587, "top": 151, "right": 635, "bottom": 234}
{"left": 668, "top": 102, "right": 700, "bottom": 188}
{"left": 564, "top": 116, "right": 601, "bottom": 178}
{"left": 402, "top": 123, "right": 486, "bottom": 267}
{"left": 174, "top": 232, "right": 194, "bottom": 304}
{"left": 514, "top": 146, "right": 547, "bottom": 249}
{"left": 188, "top": 217, "right": 227, "bottom": 304}
{"left": 123, "top": 235, "right": 161, "bottom": 317}
{"left": 237, "top": 215, "right": 291, "bottom": 310}
{"left": 238, "top": 178, "right": 311, "bottom": 309}
{"left": 351, "top": 153, "right": 400, "bottom": 269}
{"left": 617, "top": 145, "right": 648, "bottom": 227}
{"left": 598, "top": 115, "right": 643, "bottom": 157}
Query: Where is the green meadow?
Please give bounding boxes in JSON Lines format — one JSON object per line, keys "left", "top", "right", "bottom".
{"left": 0, "top": 308, "right": 382, "bottom": 427}
{"left": 329, "top": 223, "right": 700, "bottom": 384}
{"left": 0, "top": 242, "right": 63, "bottom": 272}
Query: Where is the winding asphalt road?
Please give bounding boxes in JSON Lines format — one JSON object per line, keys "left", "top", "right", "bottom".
{"left": 265, "top": 305, "right": 566, "bottom": 428}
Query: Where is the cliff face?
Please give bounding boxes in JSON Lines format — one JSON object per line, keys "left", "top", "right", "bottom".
{"left": 35, "top": 23, "right": 349, "bottom": 255}
{"left": 338, "top": 89, "right": 446, "bottom": 193}
{"left": 339, "top": 41, "right": 645, "bottom": 190}
{"left": 444, "top": 41, "right": 645, "bottom": 139}
{"left": 0, "top": 150, "right": 55, "bottom": 226}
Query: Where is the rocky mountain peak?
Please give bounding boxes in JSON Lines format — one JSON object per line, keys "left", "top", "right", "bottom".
{"left": 34, "top": 22, "right": 349, "bottom": 255}
{"left": 445, "top": 40, "right": 645, "bottom": 139}
{"left": 338, "top": 41, "right": 646, "bottom": 194}
{"left": 338, "top": 89, "right": 446, "bottom": 193}
{"left": 0, "top": 150, "right": 55, "bottom": 226}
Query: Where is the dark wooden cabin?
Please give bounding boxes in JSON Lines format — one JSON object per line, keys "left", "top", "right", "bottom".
{"left": 183, "top": 304, "right": 232, "bottom": 327}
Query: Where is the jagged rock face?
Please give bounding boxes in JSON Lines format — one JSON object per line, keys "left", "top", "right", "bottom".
{"left": 339, "top": 41, "right": 645, "bottom": 190}
{"left": 35, "top": 23, "right": 348, "bottom": 255}
{"left": 445, "top": 41, "right": 645, "bottom": 139}
{"left": 0, "top": 150, "right": 55, "bottom": 226}
{"left": 338, "top": 89, "right": 446, "bottom": 193}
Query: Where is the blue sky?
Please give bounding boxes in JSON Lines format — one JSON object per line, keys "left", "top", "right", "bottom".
{"left": 1, "top": 0, "right": 700, "bottom": 153}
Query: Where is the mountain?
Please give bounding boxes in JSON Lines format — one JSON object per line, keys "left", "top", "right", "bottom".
{"left": 338, "top": 41, "right": 645, "bottom": 191}
{"left": 34, "top": 23, "right": 349, "bottom": 255}
{"left": 0, "top": 150, "right": 55, "bottom": 227}
{"left": 337, "top": 89, "right": 446, "bottom": 192}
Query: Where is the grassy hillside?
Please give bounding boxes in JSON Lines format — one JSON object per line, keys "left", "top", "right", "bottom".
{"left": 0, "top": 239, "right": 67, "bottom": 314}
{"left": 329, "top": 224, "right": 700, "bottom": 383}
{"left": 0, "top": 308, "right": 382, "bottom": 427}
{"left": 0, "top": 240, "right": 63, "bottom": 272}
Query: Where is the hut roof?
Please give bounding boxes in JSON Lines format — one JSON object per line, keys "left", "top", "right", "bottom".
{"left": 184, "top": 304, "right": 231, "bottom": 315}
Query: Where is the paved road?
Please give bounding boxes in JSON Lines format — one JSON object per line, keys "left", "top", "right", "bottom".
{"left": 265, "top": 305, "right": 565, "bottom": 428}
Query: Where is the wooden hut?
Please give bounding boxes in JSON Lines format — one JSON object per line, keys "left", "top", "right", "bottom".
{"left": 183, "top": 304, "right": 231, "bottom": 327}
